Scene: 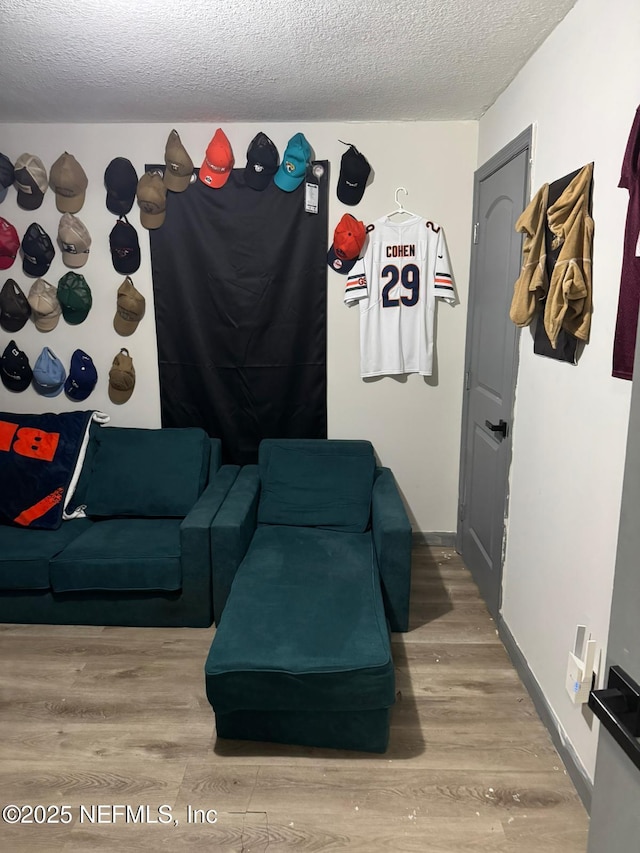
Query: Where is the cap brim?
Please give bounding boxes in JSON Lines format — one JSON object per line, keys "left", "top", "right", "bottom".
{"left": 245, "top": 164, "right": 277, "bottom": 191}
{"left": 62, "top": 252, "right": 89, "bottom": 269}
{"left": 32, "top": 379, "right": 65, "bottom": 397}
{"left": 56, "top": 191, "right": 85, "bottom": 214}
{"left": 16, "top": 191, "right": 44, "bottom": 211}
{"left": 33, "top": 314, "right": 61, "bottom": 332}
{"left": 140, "top": 210, "right": 166, "bottom": 229}
{"left": 113, "top": 313, "right": 139, "bottom": 336}
{"left": 163, "top": 171, "right": 192, "bottom": 192}
{"left": 1, "top": 375, "right": 31, "bottom": 392}
{"left": 64, "top": 381, "right": 95, "bottom": 402}
{"left": 337, "top": 182, "right": 366, "bottom": 206}
{"left": 0, "top": 315, "right": 29, "bottom": 333}
{"left": 327, "top": 245, "right": 358, "bottom": 275}
{"left": 61, "top": 308, "right": 90, "bottom": 325}
{"left": 0, "top": 255, "right": 16, "bottom": 270}
{"left": 23, "top": 260, "right": 51, "bottom": 277}
{"left": 0, "top": 186, "right": 8, "bottom": 203}
{"left": 111, "top": 251, "right": 141, "bottom": 275}
{"left": 108, "top": 383, "right": 134, "bottom": 404}
{"left": 198, "top": 164, "right": 231, "bottom": 188}
{"left": 106, "top": 192, "right": 134, "bottom": 216}
{"left": 274, "top": 169, "right": 305, "bottom": 192}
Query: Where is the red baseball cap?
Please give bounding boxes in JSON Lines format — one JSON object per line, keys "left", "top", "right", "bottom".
{"left": 327, "top": 214, "right": 367, "bottom": 274}
{"left": 199, "top": 129, "right": 234, "bottom": 188}
{"left": 0, "top": 217, "right": 19, "bottom": 270}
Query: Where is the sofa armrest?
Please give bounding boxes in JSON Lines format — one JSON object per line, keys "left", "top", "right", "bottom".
{"left": 371, "top": 467, "right": 412, "bottom": 632}
{"left": 210, "top": 465, "right": 261, "bottom": 625}
{"left": 180, "top": 465, "right": 240, "bottom": 609}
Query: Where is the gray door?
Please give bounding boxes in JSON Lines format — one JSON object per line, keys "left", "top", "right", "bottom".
{"left": 587, "top": 315, "right": 640, "bottom": 850}
{"left": 457, "top": 128, "right": 531, "bottom": 618}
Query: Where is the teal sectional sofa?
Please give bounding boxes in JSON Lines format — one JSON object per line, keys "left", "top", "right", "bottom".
{"left": 0, "top": 425, "right": 238, "bottom": 627}
{"left": 205, "top": 439, "right": 412, "bottom": 753}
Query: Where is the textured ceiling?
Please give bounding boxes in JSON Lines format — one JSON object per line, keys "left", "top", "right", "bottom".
{"left": 1, "top": 0, "right": 577, "bottom": 123}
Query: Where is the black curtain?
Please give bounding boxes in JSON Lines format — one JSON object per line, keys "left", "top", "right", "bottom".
{"left": 148, "top": 163, "right": 328, "bottom": 464}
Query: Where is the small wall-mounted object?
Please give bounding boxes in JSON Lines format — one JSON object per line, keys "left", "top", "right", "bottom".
{"left": 589, "top": 666, "right": 640, "bottom": 773}
{"left": 566, "top": 624, "right": 596, "bottom": 705}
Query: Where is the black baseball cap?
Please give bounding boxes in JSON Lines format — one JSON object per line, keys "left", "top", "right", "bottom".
{"left": 0, "top": 278, "right": 31, "bottom": 332}
{"left": 337, "top": 142, "right": 371, "bottom": 206}
{"left": 109, "top": 217, "right": 141, "bottom": 275}
{"left": 245, "top": 132, "right": 279, "bottom": 191}
{"left": 1, "top": 339, "right": 32, "bottom": 392}
{"left": 0, "top": 154, "right": 14, "bottom": 203}
{"left": 64, "top": 349, "right": 98, "bottom": 401}
{"left": 104, "top": 157, "right": 138, "bottom": 215}
{"left": 21, "top": 223, "right": 55, "bottom": 277}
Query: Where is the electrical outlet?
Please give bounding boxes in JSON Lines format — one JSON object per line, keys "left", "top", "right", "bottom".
{"left": 565, "top": 625, "right": 596, "bottom": 705}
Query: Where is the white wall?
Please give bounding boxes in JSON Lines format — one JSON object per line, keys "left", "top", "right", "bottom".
{"left": 479, "top": 0, "right": 640, "bottom": 781}
{"left": 0, "top": 121, "right": 477, "bottom": 532}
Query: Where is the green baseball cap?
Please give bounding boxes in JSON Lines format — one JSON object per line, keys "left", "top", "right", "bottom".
{"left": 57, "top": 271, "right": 92, "bottom": 325}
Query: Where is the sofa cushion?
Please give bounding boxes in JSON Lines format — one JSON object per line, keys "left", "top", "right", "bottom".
{"left": 0, "top": 519, "right": 93, "bottom": 590}
{"left": 205, "top": 525, "right": 395, "bottom": 712}
{"left": 257, "top": 439, "right": 375, "bottom": 533}
{"left": 49, "top": 518, "right": 183, "bottom": 592}
{"left": 82, "top": 427, "right": 210, "bottom": 517}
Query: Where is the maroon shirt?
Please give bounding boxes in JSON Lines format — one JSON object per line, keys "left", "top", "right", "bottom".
{"left": 613, "top": 106, "right": 640, "bottom": 380}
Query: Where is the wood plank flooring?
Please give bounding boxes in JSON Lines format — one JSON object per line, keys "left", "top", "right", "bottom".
{"left": 0, "top": 545, "right": 589, "bottom": 852}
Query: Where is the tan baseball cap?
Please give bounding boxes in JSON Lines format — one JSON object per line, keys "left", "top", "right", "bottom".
{"left": 58, "top": 213, "right": 91, "bottom": 268}
{"left": 164, "top": 130, "right": 194, "bottom": 192}
{"left": 49, "top": 152, "right": 88, "bottom": 213}
{"left": 136, "top": 171, "right": 166, "bottom": 229}
{"left": 108, "top": 348, "right": 135, "bottom": 404}
{"left": 114, "top": 276, "right": 145, "bottom": 336}
{"left": 27, "top": 278, "right": 61, "bottom": 332}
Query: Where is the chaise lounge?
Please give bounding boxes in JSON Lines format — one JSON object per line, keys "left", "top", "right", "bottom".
{"left": 204, "top": 438, "right": 412, "bottom": 753}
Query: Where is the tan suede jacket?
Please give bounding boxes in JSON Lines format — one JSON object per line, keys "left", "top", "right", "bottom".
{"left": 510, "top": 162, "right": 594, "bottom": 347}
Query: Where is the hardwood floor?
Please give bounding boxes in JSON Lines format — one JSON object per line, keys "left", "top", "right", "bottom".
{"left": 0, "top": 545, "right": 589, "bottom": 852}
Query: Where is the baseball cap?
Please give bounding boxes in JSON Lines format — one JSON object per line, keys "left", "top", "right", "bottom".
{"left": 274, "top": 133, "right": 312, "bottom": 192}
{"left": 337, "top": 142, "right": 371, "bottom": 206}
{"left": 164, "top": 130, "right": 194, "bottom": 192}
{"left": 327, "top": 214, "right": 367, "bottom": 274}
{"left": 14, "top": 154, "right": 48, "bottom": 210}
{"left": 1, "top": 340, "right": 32, "bottom": 392}
{"left": 21, "top": 223, "right": 55, "bottom": 277}
{"left": 65, "top": 349, "right": 98, "bottom": 401}
{"left": 49, "top": 152, "right": 88, "bottom": 213}
{"left": 32, "top": 347, "right": 66, "bottom": 397}
{"left": 28, "top": 278, "right": 61, "bottom": 332}
{"left": 57, "top": 271, "right": 92, "bottom": 325}
{"left": 199, "top": 129, "right": 234, "bottom": 188}
{"left": 0, "top": 279, "right": 31, "bottom": 332}
{"left": 108, "top": 348, "right": 135, "bottom": 404}
{"left": 104, "top": 157, "right": 138, "bottom": 215}
{"left": 109, "top": 217, "right": 141, "bottom": 275}
{"left": 58, "top": 213, "right": 91, "bottom": 268}
{"left": 136, "top": 171, "right": 166, "bottom": 229}
{"left": 114, "top": 276, "right": 145, "bottom": 336}
{"left": 0, "top": 217, "right": 19, "bottom": 270}
{"left": 0, "top": 154, "right": 14, "bottom": 204}
{"left": 245, "top": 132, "right": 279, "bottom": 191}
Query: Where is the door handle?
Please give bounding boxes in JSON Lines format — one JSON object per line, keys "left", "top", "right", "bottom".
{"left": 485, "top": 419, "right": 508, "bottom": 438}
{"left": 589, "top": 666, "right": 640, "bottom": 773}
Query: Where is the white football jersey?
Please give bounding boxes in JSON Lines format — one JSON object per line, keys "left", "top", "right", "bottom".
{"left": 344, "top": 215, "right": 455, "bottom": 377}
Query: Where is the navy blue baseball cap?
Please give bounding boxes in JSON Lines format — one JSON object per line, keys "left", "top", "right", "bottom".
{"left": 64, "top": 349, "right": 97, "bottom": 401}
{"left": 1, "top": 339, "right": 32, "bottom": 392}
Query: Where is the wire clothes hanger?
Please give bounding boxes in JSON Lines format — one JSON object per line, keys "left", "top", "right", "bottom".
{"left": 386, "top": 186, "right": 417, "bottom": 219}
